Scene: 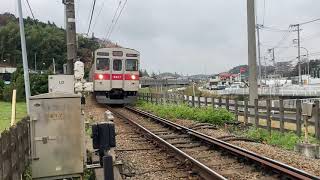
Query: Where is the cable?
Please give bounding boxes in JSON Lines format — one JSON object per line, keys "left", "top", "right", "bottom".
{"left": 298, "top": 18, "right": 320, "bottom": 25}
{"left": 25, "top": 0, "right": 35, "bottom": 19}
{"left": 92, "top": 0, "right": 109, "bottom": 31}
{"left": 261, "top": 26, "right": 291, "bottom": 32}
{"left": 87, "top": 0, "right": 97, "bottom": 35}
{"left": 107, "top": 0, "right": 128, "bottom": 40}
{"left": 105, "top": 0, "right": 122, "bottom": 40}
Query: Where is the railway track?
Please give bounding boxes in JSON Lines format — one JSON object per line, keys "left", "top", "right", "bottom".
{"left": 109, "top": 106, "right": 319, "bottom": 180}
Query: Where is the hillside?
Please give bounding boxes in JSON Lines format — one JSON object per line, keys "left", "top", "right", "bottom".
{"left": 0, "top": 13, "right": 99, "bottom": 72}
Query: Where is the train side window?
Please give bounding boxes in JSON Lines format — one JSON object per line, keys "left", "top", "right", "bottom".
{"left": 96, "top": 58, "right": 110, "bottom": 70}
{"left": 126, "top": 59, "right": 138, "bottom": 71}
{"left": 113, "top": 59, "right": 122, "bottom": 71}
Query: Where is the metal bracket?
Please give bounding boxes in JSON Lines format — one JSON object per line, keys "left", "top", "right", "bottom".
{"left": 35, "top": 136, "right": 57, "bottom": 144}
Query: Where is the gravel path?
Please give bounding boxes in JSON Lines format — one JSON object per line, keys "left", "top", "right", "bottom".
{"left": 137, "top": 108, "right": 320, "bottom": 177}
{"left": 116, "top": 108, "right": 278, "bottom": 180}
{"left": 84, "top": 97, "right": 199, "bottom": 179}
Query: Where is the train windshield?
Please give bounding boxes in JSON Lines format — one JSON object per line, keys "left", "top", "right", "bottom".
{"left": 126, "top": 59, "right": 138, "bottom": 71}
{"left": 96, "top": 58, "right": 110, "bottom": 70}
{"left": 113, "top": 59, "right": 122, "bottom": 71}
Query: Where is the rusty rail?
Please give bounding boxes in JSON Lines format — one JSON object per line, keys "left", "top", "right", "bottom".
{"left": 124, "top": 106, "right": 319, "bottom": 180}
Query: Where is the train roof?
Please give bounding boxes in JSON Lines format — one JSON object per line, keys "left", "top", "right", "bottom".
{"left": 96, "top": 47, "right": 139, "bottom": 53}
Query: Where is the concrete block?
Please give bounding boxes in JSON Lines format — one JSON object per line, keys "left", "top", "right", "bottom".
{"left": 294, "top": 143, "right": 320, "bottom": 158}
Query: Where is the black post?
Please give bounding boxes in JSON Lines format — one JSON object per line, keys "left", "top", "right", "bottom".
{"left": 103, "top": 155, "right": 114, "bottom": 180}
{"left": 192, "top": 96, "right": 195, "bottom": 107}
{"left": 226, "top": 96, "right": 230, "bottom": 111}
{"left": 212, "top": 97, "right": 215, "bottom": 109}
{"left": 198, "top": 96, "right": 201, "bottom": 108}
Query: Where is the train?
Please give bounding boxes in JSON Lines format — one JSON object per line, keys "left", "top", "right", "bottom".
{"left": 89, "top": 46, "right": 140, "bottom": 104}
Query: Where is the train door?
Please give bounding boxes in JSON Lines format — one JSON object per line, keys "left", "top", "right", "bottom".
{"left": 111, "top": 59, "right": 124, "bottom": 89}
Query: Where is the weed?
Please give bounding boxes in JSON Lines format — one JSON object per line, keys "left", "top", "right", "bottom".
{"left": 136, "top": 101, "right": 235, "bottom": 125}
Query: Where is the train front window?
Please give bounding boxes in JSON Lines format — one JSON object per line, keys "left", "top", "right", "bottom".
{"left": 96, "top": 58, "right": 110, "bottom": 70}
{"left": 113, "top": 59, "right": 122, "bottom": 71}
{"left": 126, "top": 59, "right": 138, "bottom": 71}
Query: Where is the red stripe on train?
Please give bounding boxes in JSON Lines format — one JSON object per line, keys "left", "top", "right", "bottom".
{"left": 94, "top": 73, "right": 139, "bottom": 80}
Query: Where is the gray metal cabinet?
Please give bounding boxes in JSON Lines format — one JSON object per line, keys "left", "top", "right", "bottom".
{"left": 29, "top": 92, "right": 84, "bottom": 179}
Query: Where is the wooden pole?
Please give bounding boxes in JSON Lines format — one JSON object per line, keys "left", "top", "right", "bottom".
{"left": 235, "top": 98, "right": 239, "bottom": 121}
{"left": 296, "top": 100, "right": 302, "bottom": 137}
{"left": 254, "top": 99, "right": 259, "bottom": 127}
{"left": 266, "top": 99, "right": 272, "bottom": 135}
{"left": 279, "top": 99, "right": 285, "bottom": 133}
{"left": 244, "top": 100, "right": 248, "bottom": 124}
{"left": 314, "top": 100, "right": 320, "bottom": 140}
{"left": 11, "top": 89, "right": 17, "bottom": 126}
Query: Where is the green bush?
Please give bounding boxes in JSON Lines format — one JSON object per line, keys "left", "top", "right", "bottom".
{"left": 0, "top": 80, "right": 4, "bottom": 99}
{"left": 1, "top": 67, "right": 49, "bottom": 102}
{"left": 244, "top": 128, "right": 319, "bottom": 150}
{"left": 136, "top": 101, "right": 235, "bottom": 125}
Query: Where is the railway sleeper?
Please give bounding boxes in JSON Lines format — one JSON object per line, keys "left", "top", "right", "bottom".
{"left": 159, "top": 134, "right": 189, "bottom": 140}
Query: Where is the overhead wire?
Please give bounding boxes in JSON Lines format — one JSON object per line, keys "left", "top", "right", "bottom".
{"left": 298, "top": 18, "right": 320, "bottom": 26}
{"left": 86, "top": 0, "right": 97, "bottom": 35}
{"left": 92, "top": 0, "right": 109, "bottom": 31}
{"left": 106, "top": 0, "right": 128, "bottom": 40}
{"left": 105, "top": 0, "right": 122, "bottom": 40}
{"left": 25, "top": 0, "right": 35, "bottom": 19}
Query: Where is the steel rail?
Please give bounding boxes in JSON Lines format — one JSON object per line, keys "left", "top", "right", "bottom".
{"left": 125, "top": 106, "right": 320, "bottom": 180}
{"left": 109, "top": 107, "right": 227, "bottom": 180}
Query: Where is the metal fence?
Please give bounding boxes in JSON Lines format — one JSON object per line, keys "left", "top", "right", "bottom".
{"left": 138, "top": 93, "right": 320, "bottom": 140}
{"left": 0, "top": 117, "right": 30, "bottom": 180}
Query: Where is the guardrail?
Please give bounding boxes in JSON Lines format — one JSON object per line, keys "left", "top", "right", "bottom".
{"left": 138, "top": 93, "right": 320, "bottom": 140}
{"left": 0, "top": 117, "right": 30, "bottom": 180}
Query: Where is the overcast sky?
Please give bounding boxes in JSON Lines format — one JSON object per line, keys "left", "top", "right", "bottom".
{"left": 2, "top": 0, "right": 320, "bottom": 75}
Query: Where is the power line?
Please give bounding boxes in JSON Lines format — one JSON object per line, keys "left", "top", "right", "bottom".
{"left": 25, "top": 0, "right": 35, "bottom": 19}
{"left": 87, "top": 0, "right": 97, "bottom": 35}
{"left": 261, "top": 26, "right": 291, "bottom": 32}
{"left": 298, "top": 18, "right": 320, "bottom": 26}
{"left": 107, "top": 0, "right": 128, "bottom": 40}
{"left": 105, "top": 0, "right": 122, "bottom": 40}
{"left": 92, "top": 0, "right": 109, "bottom": 31}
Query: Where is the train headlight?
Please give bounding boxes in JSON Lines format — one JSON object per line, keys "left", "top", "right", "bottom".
{"left": 98, "top": 74, "right": 104, "bottom": 80}
{"left": 131, "top": 75, "right": 136, "bottom": 80}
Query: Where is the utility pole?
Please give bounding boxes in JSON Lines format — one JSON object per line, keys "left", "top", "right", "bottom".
{"left": 34, "top": 52, "right": 37, "bottom": 71}
{"left": 17, "top": 0, "right": 31, "bottom": 114}
{"left": 268, "top": 48, "right": 276, "bottom": 75}
{"left": 53, "top": 58, "right": 56, "bottom": 74}
{"left": 291, "top": 24, "right": 302, "bottom": 85}
{"left": 247, "top": 0, "right": 258, "bottom": 105}
{"left": 63, "top": 0, "right": 77, "bottom": 75}
{"left": 256, "top": 24, "right": 263, "bottom": 84}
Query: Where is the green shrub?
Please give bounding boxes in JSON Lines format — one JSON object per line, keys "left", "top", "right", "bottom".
{"left": 0, "top": 80, "right": 4, "bottom": 99}
{"left": 244, "top": 127, "right": 319, "bottom": 150}
{"left": 136, "top": 101, "right": 235, "bottom": 125}
{"left": 1, "top": 68, "right": 49, "bottom": 102}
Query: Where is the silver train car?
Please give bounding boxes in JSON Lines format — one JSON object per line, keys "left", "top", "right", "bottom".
{"left": 89, "top": 47, "right": 140, "bottom": 104}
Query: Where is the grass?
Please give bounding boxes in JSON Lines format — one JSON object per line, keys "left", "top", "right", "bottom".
{"left": 0, "top": 101, "right": 27, "bottom": 132}
{"left": 136, "top": 100, "right": 235, "bottom": 125}
{"left": 239, "top": 127, "right": 319, "bottom": 150}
